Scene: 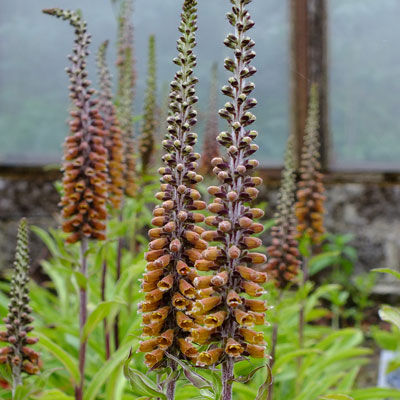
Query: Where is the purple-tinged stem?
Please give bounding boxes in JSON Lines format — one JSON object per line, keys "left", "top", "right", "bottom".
{"left": 113, "top": 235, "right": 123, "bottom": 351}
{"left": 76, "top": 238, "right": 89, "bottom": 400}
{"left": 101, "top": 260, "right": 110, "bottom": 360}
{"left": 222, "top": 358, "right": 234, "bottom": 400}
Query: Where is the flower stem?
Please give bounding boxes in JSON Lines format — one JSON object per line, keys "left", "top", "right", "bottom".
{"left": 297, "top": 256, "right": 309, "bottom": 394}
{"left": 222, "top": 358, "right": 234, "bottom": 400}
{"left": 101, "top": 260, "right": 110, "bottom": 360}
{"left": 113, "top": 235, "right": 123, "bottom": 351}
{"left": 76, "top": 238, "right": 89, "bottom": 400}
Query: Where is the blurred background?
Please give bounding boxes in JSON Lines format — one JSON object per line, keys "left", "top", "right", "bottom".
{"left": 1, "top": 0, "right": 400, "bottom": 292}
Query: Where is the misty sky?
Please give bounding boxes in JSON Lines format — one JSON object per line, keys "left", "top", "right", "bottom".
{"left": 0, "top": 0, "right": 399, "bottom": 168}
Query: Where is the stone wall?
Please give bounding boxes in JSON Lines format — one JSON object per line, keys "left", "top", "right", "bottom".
{"left": 0, "top": 171, "right": 59, "bottom": 277}
{"left": 1, "top": 170, "right": 400, "bottom": 291}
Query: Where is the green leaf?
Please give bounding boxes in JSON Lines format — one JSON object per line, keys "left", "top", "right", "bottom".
{"left": 0, "top": 363, "right": 12, "bottom": 383}
{"left": 165, "top": 351, "right": 214, "bottom": 392}
{"left": 350, "top": 388, "right": 400, "bottom": 399}
{"left": 36, "top": 331, "right": 80, "bottom": 384}
{"left": 274, "top": 349, "right": 322, "bottom": 372}
{"left": 86, "top": 341, "right": 140, "bottom": 400}
{"left": 82, "top": 300, "right": 121, "bottom": 342}
{"left": 309, "top": 251, "right": 340, "bottom": 276}
{"left": 379, "top": 305, "right": 400, "bottom": 330}
{"left": 372, "top": 268, "right": 400, "bottom": 281}
{"left": 123, "top": 351, "right": 167, "bottom": 399}
{"left": 255, "top": 364, "right": 273, "bottom": 400}
{"left": 32, "top": 389, "right": 74, "bottom": 400}
{"left": 231, "top": 364, "right": 265, "bottom": 384}
{"left": 319, "top": 395, "right": 354, "bottom": 400}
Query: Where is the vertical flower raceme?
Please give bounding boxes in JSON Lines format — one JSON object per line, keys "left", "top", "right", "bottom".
{"left": 266, "top": 135, "right": 301, "bottom": 288}
{"left": 190, "top": 1, "right": 267, "bottom": 396}
{"left": 140, "top": 35, "right": 157, "bottom": 175}
{"left": 43, "top": 8, "right": 108, "bottom": 244}
{"left": 200, "top": 62, "right": 220, "bottom": 176}
{"left": 295, "top": 85, "right": 326, "bottom": 245}
{"left": 0, "top": 219, "right": 40, "bottom": 390}
{"left": 116, "top": 0, "right": 137, "bottom": 197}
{"left": 97, "top": 40, "right": 126, "bottom": 210}
{"left": 139, "top": 0, "right": 205, "bottom": 373}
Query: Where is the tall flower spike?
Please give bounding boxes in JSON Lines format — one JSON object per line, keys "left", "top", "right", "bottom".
{"left": 0, "top": 219, "right": 40, "bottom": 390}
{"left": 200, "top": 62, "right": 220, "bottom": 176}
{"left": 192, "top": 1, "right": 267, "bottom": 397}
{"left": 266, "top": 135, "right": 301, "bottom": 287}
{"left": 295, "top": 84, "right": 326, "bottom": 245}
{"left": 97, "top": 40, "right": 126, "bottom": 210}
{"left": 140, "top": 35, "right": 157, "bottom": 175}
{"left": 139, "top": 0, "right": 205, "bottom": 374}
{"left": 116, "top": 0, "right": 137, "bottom": 197}
{"left": 43, "top": 8, "right": 108, "bottom": 244}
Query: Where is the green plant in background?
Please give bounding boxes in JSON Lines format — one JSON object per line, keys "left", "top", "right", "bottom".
{"left": 0, "top": 219, "right": 40, "bottom": 398}
{"left": 139, "top": 34, "right": 157, "bottom": 176}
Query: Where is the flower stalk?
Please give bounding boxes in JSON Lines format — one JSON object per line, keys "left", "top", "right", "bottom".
{"left": 0, "top": 219, "right": 40, "bottom": 398}
{"left": 140, "top": 35, "right": 157, "bottom": 175}
{"left": 188, "top": 1, "right": 267, "bottom": 398}
{"left": 139, "top": 2, "right": 203, "bottom": 398}
{"left": 200, "top": 62, "right": 220, "bottom": 176}
{"left": 42, "top": 9, "right": 108, "bottom": 399}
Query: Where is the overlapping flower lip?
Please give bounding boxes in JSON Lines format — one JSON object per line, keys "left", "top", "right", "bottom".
{"left": 139, "top": 0, "right": 204, "bottom": 370}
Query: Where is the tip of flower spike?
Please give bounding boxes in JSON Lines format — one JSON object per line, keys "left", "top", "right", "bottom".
{"left": 42, "top": 8, "right": 58, "bottom": 15}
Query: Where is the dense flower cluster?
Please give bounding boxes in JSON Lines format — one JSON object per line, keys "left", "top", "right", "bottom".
{"left": 200, "top": 63, "right": 220, "bottom": 176}
{"left": 140, "top": 35, "right": 157, "bottom": 175}
{"left": 295, "top": 85, "right": 326, "bottom": 245}
{"left": 187, "top": 0, "right": 268, "bottom": 375}
{"left": 139, "top": 0, "right": 206, "bottom": 369}
{"left": 97, "top": 40, "right": 125, "bottom": 210}
{"left": 44, "top": 8, "right": 108, "bottom": 244}
{"left": 266, "top": 135, "right": 301, "bottom": 287}
{"left": 116, "top": 0, "right": 137, "bottom": 197}
{"left": 0, "top": 219, "right": 40, "bottom": 378}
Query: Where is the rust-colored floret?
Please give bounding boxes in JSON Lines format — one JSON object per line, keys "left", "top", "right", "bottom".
{"left": 295, "top": 85, "right": 326, "bottom": 245}
{"left": 0, "top": 219, "right": 40, "bottom": 379}
{"left": 44, "top": 8, "right": 108, "bottom": 244}
{"left": 266, "top": 135, "right": 301, "bottom": 287}
{"left": 139, "top": 0, "right": 204, "bottom": 370}
{"left": 187, "top": 0, "right": 268, "bottom": 382}
{"left": 97, "top": 40, "right": 126, "bottom": 210}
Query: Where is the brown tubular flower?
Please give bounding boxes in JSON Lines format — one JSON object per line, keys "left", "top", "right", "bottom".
{"left": 190, "top": 0, "right": 267, "bottom": 392}
{"left": 200, "top": 62, "right": 220, "bottom": 176}
{"left": 139, "top": 35, "right": 157, "bottom": 175}
{"left": 266, "top": 135, "right": 301, "bottom": 287}
{"left": 295, "top": 85, "right": 326, "bottom": 245}
{"left": 0, "top": 219, "right": 40, "bottom": 387}
{"left": 116, "top": 0, "right": 137, "bottom": 197}
{"left": 97, "top": 40, "right": 126, "bottom": 210}
{"left": 43, "top": 8, "right": 108, "bottom": 244}
{"left": 139, "top": 0, "right": 204, "bottom": 372}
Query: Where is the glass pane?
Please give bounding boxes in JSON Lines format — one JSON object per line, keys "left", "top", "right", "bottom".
{"left": 0, "top": 0, "right": 289, "bottom": 166}
{"left": 329, "top": 0, "right": 400, "bottom": 169}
